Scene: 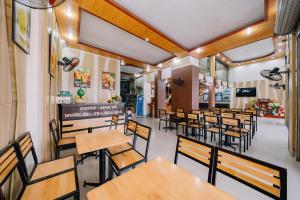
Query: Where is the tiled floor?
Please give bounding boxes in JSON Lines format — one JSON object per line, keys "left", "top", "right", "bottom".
{"left": 71, "top": 117, "right": 300, "bottom": 200}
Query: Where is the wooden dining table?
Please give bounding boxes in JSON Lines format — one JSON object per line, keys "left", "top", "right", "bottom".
{"left": 75, "top": 130, "right": 130, "bottom": 187}
{"left": 87, "top": 157, "right": 236, "bottom": 200}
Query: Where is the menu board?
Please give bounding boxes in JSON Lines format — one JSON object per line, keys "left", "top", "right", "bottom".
{"left": 59, "top": 103, "right": 124, "bottom": 121}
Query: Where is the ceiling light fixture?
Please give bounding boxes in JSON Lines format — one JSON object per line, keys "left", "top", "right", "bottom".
{"left": 278, "top": 42, "right": 283, "bottom": 46}
{"left": 271, "top": 56, "right": 275, "bottom": 59}
{"left": 196, "top": 48, "right": 202, "bottom": 53}
{"left": 146, "top": 65, "right": 150, "bottom": 72}
{"left": 246, "top": 27, "right": 252, "bottom": 35}
{"left": 216, "top": 53, "right": 220, "bottom": 56}
{"left": 173, "top": 58, "right": 179, "bottom": 64}
{"left": 158, "top": 63, "right": 162, "bottom": 68}
{"left": 222, "top": 58, "right": 226, "bottom": 61}
{"left": 120, "top": 60, "right": 125, "bottom": 66}
{"left": 227, "top": 61, "right": 230, "bottom": 64}
{"left": 278, "top": 49, "right": 282, "bottom": 52}
{"left": 68, "top": 32, "right": 73, "bottom": 40}
{"left": 66, "top": 9, "right": 73, "bottom": 18}
{"left": 145, "top": 38, "right": 150, "bottom": 42}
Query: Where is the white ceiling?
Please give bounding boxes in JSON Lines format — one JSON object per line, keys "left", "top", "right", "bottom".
{"left": 121, "top": 65, "right": 143, "bottom": 74}
{"left": 115, "top": 0, "right": 265, "bottom": 49}
{"left": 79, "top": 10, "right": 173, "bottom": 64}
{"left": 223, "top": 37, "right": 274, "bottom": 62}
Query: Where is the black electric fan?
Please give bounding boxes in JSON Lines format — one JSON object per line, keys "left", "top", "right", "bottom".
{"left": 260, "top": 67, "right": 288, "bottom": 81}
{"left": 15, "top": 0, "right": 65, "bottom": 9}
{"left": 269, "top": 83, "right": 286, "bottom": 90}
{"left": 58, "top": 57, "right": 80, "bottom": 72}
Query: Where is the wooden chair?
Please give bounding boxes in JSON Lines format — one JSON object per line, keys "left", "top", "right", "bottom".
{"left": 175, "top": 112, "right": 187, "bottom": 135}
{"left": 234, "top": 113, "right": 252, "bottom": 148}
{"left": 174, "top": 135, "right": 215, "bottom": 183}
{"left": 124, "top": 119, "right": 138, "bottom": 136}
{"left": 204, "top": 116, "right": 221, "bottom": 145}
{"left": 15, "top": 132, "right": 75, "bottom": 183}
{"left": 220, "top": 112, "right": 234, "bottom": 118}
{"left": 187, "top": 113, "right": 202, "bottom": 139}
{"left": 221, "top": 117, "right": 247, "bottom": 153}
{"left": 220, "top": 108, "right": 230, "bottom": 112}
{"left": 0, "top": 143, "right": 80, "bottom": 200}
{"left": 110, "top": 114, "right": 119, "bottom": 130}
{"left": 245, "top": 109, "right": 258, "bottom": 132}
{"left": 176, "top": 108, "right": 184, "bottom": 113}
{"left": 49, "top": 119, "right": 76, "bottom": 159}
{"left": 109, "top": 123, "right": 152, "bottom": 176}
{"left": 211, "top": 148, "right": 287, "bottom": 200}
{"left": 158, "top": 109, "right": 170, "bottom": 132}
{"left": 203, "top": 111, "right": 214, "bottom": 116}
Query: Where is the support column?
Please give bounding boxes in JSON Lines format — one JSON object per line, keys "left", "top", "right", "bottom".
{"left": 154, "top": 70, "right": 161, "bottom": 118}
{"left": 171, "top": 65, "right": 199, "bottom": 113}
{"left": 208, "top": 56, "right": 216, "bottom": 109}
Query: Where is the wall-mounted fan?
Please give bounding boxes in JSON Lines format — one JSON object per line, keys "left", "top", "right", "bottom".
{"left": 260, "top": 67, "right": 288, "bottom": 81}
{"left": 58, "top": 57, "right": 80, "bottom": 72}
{"left": 172, "top": 78, "right": 184, "bottom": 86}
{"left": 269, "top": 83, "right": 286, "bottom": 90}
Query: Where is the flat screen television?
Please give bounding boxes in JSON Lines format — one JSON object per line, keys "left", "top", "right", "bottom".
{"left": 236, "top": 87, "right": 256, "bottom": 97}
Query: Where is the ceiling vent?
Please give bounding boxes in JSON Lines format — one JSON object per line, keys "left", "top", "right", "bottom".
{"left": 274, "top": 0, "right": 300, "bottom": 35}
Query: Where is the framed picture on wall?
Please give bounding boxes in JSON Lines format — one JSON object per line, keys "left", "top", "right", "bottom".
{"left": 102, "top": 72, "right": 115, "bottom": 90}
{"left": 48, "top": 31, "right": 57, "bottom": 77}
{"left": 74, "top": 67, "right": 91, "bottom": 88}
{"left": 12, "top": 1, "right": 31, "bottom": 54}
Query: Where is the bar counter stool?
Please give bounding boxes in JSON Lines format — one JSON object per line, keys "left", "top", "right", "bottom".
{"left": 109, "top": 123, "right": 152, "bottom": 176}
{"left": 49, "top": 119, "right": 76, "bottom": 159}
{"left": 0, "top": 143, "right": 80, "bottom": 200}
{"left": 15, "top": 132, "right": 75, "bottom": 183}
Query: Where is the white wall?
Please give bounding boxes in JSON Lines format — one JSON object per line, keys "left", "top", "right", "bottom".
{"left": 228, "top": 58, "right": 286, "bottom": 82}
{"left": 161, "top": 67, "right": 171, "bottom": 80}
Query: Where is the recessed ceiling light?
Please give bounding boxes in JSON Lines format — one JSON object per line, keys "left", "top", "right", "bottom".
{"left": 271, "top": 56, "right": 275, "bottom": 59}
{"left": 252, "top": 60, "right": 256, "bottom": 63}
{"left": 66, "top": 9, "right": 73, "bottom": 18}
{"left": 68, "top": 32, "right": 73, "bottom": 40}
{"left": 173, "top": 58, "right": 179, "bottom": 64}
{"left": 145, "top": 38, "right": 150, "bottom": 42}
{"left": 120, "top": 60, "right": 125, "bottom": 65}
{"left": 158, "top": 63, "right": 162, "bottom": 68}
{"left": 227, "top": 61, "right": 230, "bottom": 64}
{"left": 216, "top": 53, "right": 220, "bottom": 56}
{"left": 222, "top": 58, "right": 226, "bottom": 61}
{"left": 246, "top": 27, "right": 252, "bottom": 35}
{"left": 146, "top": 65, "right": 150, "bottom": 72}
{"left": 278, "top": 36, "right": 282, "bottom": 39}
{"left": 196, "top": 48, "right": 202, "bottom": 53}
{"left": 278, "top": 49, "right": 282, "bottom": 52}
{"left": 278, "top": 42, "right": 283, "bottom": 46}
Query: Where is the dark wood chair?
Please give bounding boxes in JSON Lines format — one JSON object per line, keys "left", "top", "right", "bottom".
{"left": 109, "top": 123, "right": 152, "bottom": 176}
{"left": 49, "top": 119, "right": 76, "bottom": 159}
{"left": 174, "top": 135, "right": 215, "bottom": 183}
{"left": 204, "top": 116, "right": 221, "bottom": 145}
{"left": 175, "top": 112, "right": 187, "bottom": 135}
{"left": 221, "top": 117, "right": 248, "bottom": 153}
{"left": 158, "top": 109, "right": 170, "bottom": 132}
{"left": 15, "top": 132, "right": 75, "bottom": 183}
{"left": 0, "top": 143, "right": 80, "bottom": 200}
{"left": 211, "top": 148, "right": 287, "bottom": 200}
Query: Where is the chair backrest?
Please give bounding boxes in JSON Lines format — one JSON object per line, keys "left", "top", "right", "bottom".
{"left": 212, "top": 148, "right": 287, "bottom": 200}
{"left": 176, "top": 112, "right": 185, "bottom": 119}
{"left": 244, "top": 109, "right": 257, "bottom": 116}
{"left": 133, "top": 123, "right": 152, "bottom": 161}
{"left": 174, "top": 136, "right": 215, "bottom": 183}
{"left": 49, "top": 119, "right": 60, "bottom": 145}
{"left": 176, "top": 108, "right": 184, "bottom": 113}
{"left": 0, "top": 143, "right": 26, "bottom": 200}
{"left": 187, "top": 113, "right": 199, "bottom": 123}
{"left": 204, "top": 116, "right": 218, "bottom": 124}
{"left": 203, "top": 111, "right": 214, "bottom": 116}
{"left": 15, "top": 132, "right": 38, "bottom": 181}
{"left": 235, "top": 113, "right": 251, "bottom": 123}
{"left": 192, "top": 110, "right": 202, "bottom": 115}
{"left": 221, "top": 112, "right": 234, "bottom": 118}
{"left": 110, "top": 115, "right": 119, "bottom": 130}
{"left": 231, "top": 108, "right": 242, "bottom": 113}
{"left": 126, "top": 120, "right": 138, "bottom": 135}
{"left": 212, "top": 107, "right": 221, "bottom": 111}
{"left": 159, "top": 109, "right": 167, "bottom": 118}
{"left": 221, "top": 108, "right": 230, "bottom": 112}
{"left": 221, "top": 117, "right": 240, "bottom": 128}
{"left": 213, "top": 110, "right": 220, "bottom": 115}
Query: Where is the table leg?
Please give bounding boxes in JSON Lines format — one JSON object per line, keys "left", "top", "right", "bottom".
{"left": 83, "top": 149, "right": 106, "bottom": 187}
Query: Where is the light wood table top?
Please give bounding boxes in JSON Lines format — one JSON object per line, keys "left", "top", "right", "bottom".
{"left": 87, "top": 157, "right": 236, "bottom": 200}
{"left": 75, "top": 130, "right": 130, "bottom": 155}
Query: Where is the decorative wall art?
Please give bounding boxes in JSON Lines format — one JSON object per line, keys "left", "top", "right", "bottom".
{"left": 102, "top": 72, "right": 115, "bottom": 90}
{"left": 48, "top": 31, "right": 57, "bottom": 77}
{"left": 13, "top": 1, "right": 31, "bottom": 53}
{"left": 74, "top": 67, "right": 91, "bottom": 88}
